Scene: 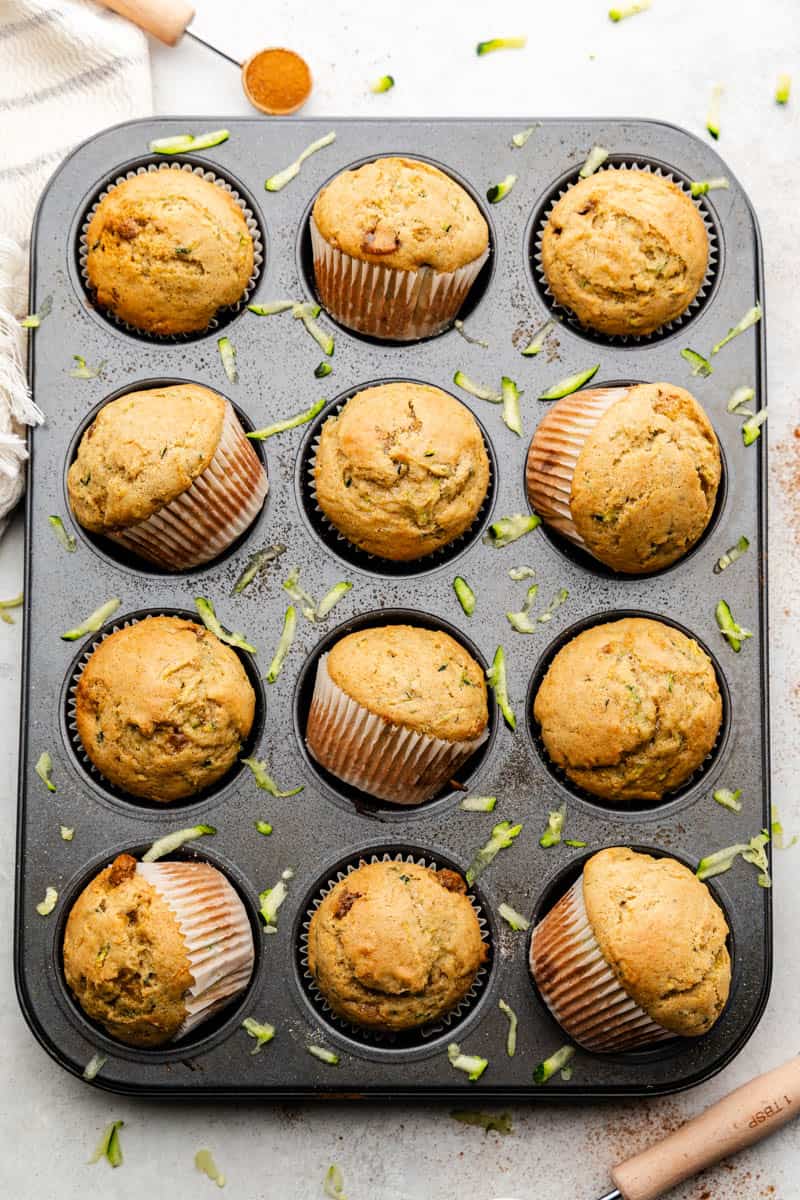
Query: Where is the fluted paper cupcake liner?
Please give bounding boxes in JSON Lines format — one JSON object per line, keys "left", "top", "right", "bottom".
{"left": 79, "top": 162, "right": 263, "bottom": 341}
{"left": 306, "top": 654, "right": 489, "bottom": 805}
{"left": 303, "top": 406, "right": 493, "bottom": 569}
{"left": 310, "top": 216, "right": 489, "bottom": 342}
{"left": 299, "top": 851, "right": 490, "bottom": 1045}
{"left": 530, "top": 875, "right": 674, "bottom": 1052}
{"left": 136, "top": 860, "right": 254, "bottom": 1039}
{"left": 532, "top": 161, "right": 718, "bottom": 344}
{"left": 107, "top": 400, "right": 269, "bottom": 570}
{"left": 525, "top": 386, "right": 629, "bottom": 550}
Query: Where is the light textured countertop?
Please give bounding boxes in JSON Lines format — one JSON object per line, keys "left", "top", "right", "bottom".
{"left": 2, "top": 1, "right": 798, "bottom": 1196}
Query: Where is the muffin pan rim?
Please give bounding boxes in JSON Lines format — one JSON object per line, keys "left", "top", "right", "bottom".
{"left": 19, "top": 115, "right": 771, "bottom": 1099}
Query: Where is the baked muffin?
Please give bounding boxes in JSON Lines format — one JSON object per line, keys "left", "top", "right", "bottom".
{"left": 85, "top": 169, "right": 254, "bottom": 335}
{"left": 540, "top": 169, "right": 708, "bottom": 336}
{"left": 526, "top": 382, "right": 721, "bottom": 573}
{"left": 63, "top": 852, "right": 254, "bottom": 1047}
{"left": 307, "top": 860, "right": 486, "bottom": 1031}
{"left": 67, "top": 384, "right": 268, "bottom": 570}
{"left": 74, "top": 616, "right": 256, "bottom": 802}
{"left": 533, "top": 617, "right": 721, "bottom": 802}
{"left": 311, "top": 157, "right": 489, "bottom": 340}
{"left": 314, "top": 382, "right": 490, "bottom": 561}
{"left": 306, "top": 625, "right": 489, "bottom": 805}
{"left": 530, "top": 847, "right": 731, "bottom": 1051}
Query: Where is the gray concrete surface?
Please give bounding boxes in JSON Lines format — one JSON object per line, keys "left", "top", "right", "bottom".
{"left": 1, "top": 1, "right": 798, "bottom": 1196}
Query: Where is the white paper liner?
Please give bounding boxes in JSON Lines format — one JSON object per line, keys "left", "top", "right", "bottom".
{"left": 525, "top": 387, "right": 629, "bottom": 549}
{"left": 136, "top": 860, "right": 254, "bottom": 1039}
{"left": 106, "top": 400, "right": 269, "bottom": 570}
{"left": 66, "top": 611, "right": 255, "bottom": 798}
{"left": 306, "top": 654, "right": 489, "bottom": 805}
{"left": 299, "top": 851, "right": 490, "bottom": 1044}
{"left": 530, "top": 875, "right": 674, "bottom": 1052}
{"left": 79, "top": 161, "right": 263, "bottom": 340}
{"left": 304, "top": 405, "right": 493, "bottom": 568}
{"left": 533, "top": 162, "right": 718, "bottom": 344}
{"left": 310, "top": 215, "right": 489, "bottom": 342}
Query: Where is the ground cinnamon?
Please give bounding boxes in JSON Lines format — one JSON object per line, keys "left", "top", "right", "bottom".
{"left": 242, "top": 47, "right": 311, "bottom": 115}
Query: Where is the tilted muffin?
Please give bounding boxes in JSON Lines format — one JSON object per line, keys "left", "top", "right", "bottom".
{"left": 314, "top": 382, "right": 490, "bottom": 561}
{"left": 85, "top": 169, "right": 254, "bottom": 335}
{"left": 74, "top": 616, "right": 256, "bottom": 802}
{"left": 311, "top": 157, "right": 489, "bottom": 341}
{"left": 526, "top": 382, "right": 721, "bottom": 573}
{"left": 307, "top": 860, "right": 487, "bottom": 1031}
{"left": 67, "top": 384, "right": 268, "bottom": 570}
{"left": 530, "top": 847, "right": 731, "bottom": 1051}
{"left": 63, "top": 853, "right": 254, "bottom": 1047}
{"left": 306, "top": 625, "right": 489, "bottom": 805}
{"left": 533, "top": 617, "right": 721, "bottom": 802}
{"left": 540, "top": 169, "right": 708, "bottom": 336}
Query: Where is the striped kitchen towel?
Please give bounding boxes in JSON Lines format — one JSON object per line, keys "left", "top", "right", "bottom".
{"left": 0, "top": 0, "right": 151, "bottom": 535}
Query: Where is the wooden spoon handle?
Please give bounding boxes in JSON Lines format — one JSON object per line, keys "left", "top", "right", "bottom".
{"left": 97, "top": 0, "right": 195, "bottom": 45}
{"left": 611, "top": 1056, "right": 800, "bottom": 1200}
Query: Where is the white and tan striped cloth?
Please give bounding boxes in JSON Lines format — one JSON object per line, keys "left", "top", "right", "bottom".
{"left": 0, "top": 0, "right": 151, "bottom": 535}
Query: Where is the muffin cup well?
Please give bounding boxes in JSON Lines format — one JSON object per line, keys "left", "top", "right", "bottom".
{"left": 525, "top": 386, "right": 629, "bottom": 551}
{"left": 136, "top": 860, "right": 255, "bottom": 1039}
{"left": 310, "top": 216, "right": 489, "bottom": 342}
{"left": 106, "top": 400, "right": 269, "bottom": 570}
{"left": 305, "top": 653, "right": 488, "bottom": 805}
{"left": 298, "top": 850, "right": 490, "bottom": 1046}
{"left": 79, "top": 161, "right": 264, "bottom": 341}
{"left": 530, "top": 875, "right": 674, "bottom": 1052}
{"left": 532, "top": 161, "right": 718, "bottom": 345}
{"left": 301, "top": 397, "right": 494, "bottom": 574}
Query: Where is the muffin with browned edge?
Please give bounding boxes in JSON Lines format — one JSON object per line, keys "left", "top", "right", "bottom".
{"left": 306, "top": 625, "right": 489, "bottom": 805}
{"left": 307, "top": 859, "right": 486, "bottom": 1031}
{"left": 532, "top": 617, "right": 721, "bottom": 802}
{"left": 540, "top": 169, "right": 708, "bottom": 336}
{"left": 63, "top": 852, "right": 254, "bottom": 1047}
{"left": 530, "top": 847, "right": 731, "bottom": 1051}
{"left": 314, "top": 382, "right": 490, "bottom": 561}
{"left": 74, "top": 616, "right": 255, "bottom": 802}
{"left": 311, "top": 157, "right": 489, "bottom": 340}
{"left": 68, "top": 383, "right": 268, "bottom": 571}
{"left": 85, "top": 169, "right": 254, "bottom": 335}
{"left": 526, "top": 382, "right": 721, "bottom": 573}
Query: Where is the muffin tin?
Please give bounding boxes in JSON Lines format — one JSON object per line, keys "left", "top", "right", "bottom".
{"left": 17, "top": 117, "right": 769, "bottom": 1097}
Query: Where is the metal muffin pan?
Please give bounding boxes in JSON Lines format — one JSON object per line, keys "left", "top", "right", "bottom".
{"left": 17, "top": 117, "right": 769, "bottom": 1097}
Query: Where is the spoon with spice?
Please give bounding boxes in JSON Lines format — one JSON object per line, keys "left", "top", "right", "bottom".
{"left": 97, "top": 0, "right": 313, "bottom": 115}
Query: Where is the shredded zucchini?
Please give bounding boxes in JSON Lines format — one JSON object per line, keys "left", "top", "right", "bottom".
{"left": 195, "top": 597, "right": 256, "bottom": 652}
{"left": 538, "top": 364, "right": 599, "bottom": 400}
{"left": 242, "top": 756, "right": 303, "bottom": 797}
{"left": 266, "top": 606, "right": 296, "bottom": 683}
{"left": 265, "top": 131, "right": 336, "bottom": 192}
{"left": 142, "top": 824, "right": 216, "bottom": 862}
{"left": 466, "top": 819, "right": 522, "bottom": 884}
{"left": 447, "top": 1042, "right": 489, "bottom": 1080}
{"left": 150, "top": 128, "right": 229, "bottom": 154}
{"left": 61, "top": 597, "right": 120, "bottom": 641}
{"left": 247, "top": 398, "right": 325, "bottom": 440}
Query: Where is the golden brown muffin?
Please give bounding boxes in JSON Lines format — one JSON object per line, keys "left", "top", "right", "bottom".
{"left": 68, "top": 384, "right": 225, "bottom": 532}
{"left": 526, "top": 382, "right": 721, "bottom": 573}
{"left": 312, "top": 157, "right": 488, "bottom": 274}
{"left": 74, "top": 616, "right": 255, "bottom": 802}
{"left": 307, "top": 860, "right": 487, "bottom": 1030}
{"left": 63, "top": 853, "right": 192, "bottom": 1046}
{"left": 85, "top": 170, "right": 254, "bottom": 335}
{"left": 314, "top": 383, "right": 490, "bottom": 561}
{"left": 327, "top": 625, "right": 488, "bottom": 742}
{"left": 540, "top": 169, "right": 708, "bottom": 336}
{"left": 63, "top": 853, "right": 255, "bottom": 1047}
{"left": 583, "top": 848, "right": 731, "bottom": 1036}
{"left": 532, "top": 617, "right": 721, "bottom": 801}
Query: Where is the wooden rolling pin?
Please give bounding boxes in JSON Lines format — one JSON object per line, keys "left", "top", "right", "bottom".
{"left": 596, "top": 1054, "right": 800, "bottom": 1200}
{"left": 98, "top": 0, "right": 195, "bottom": 46}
